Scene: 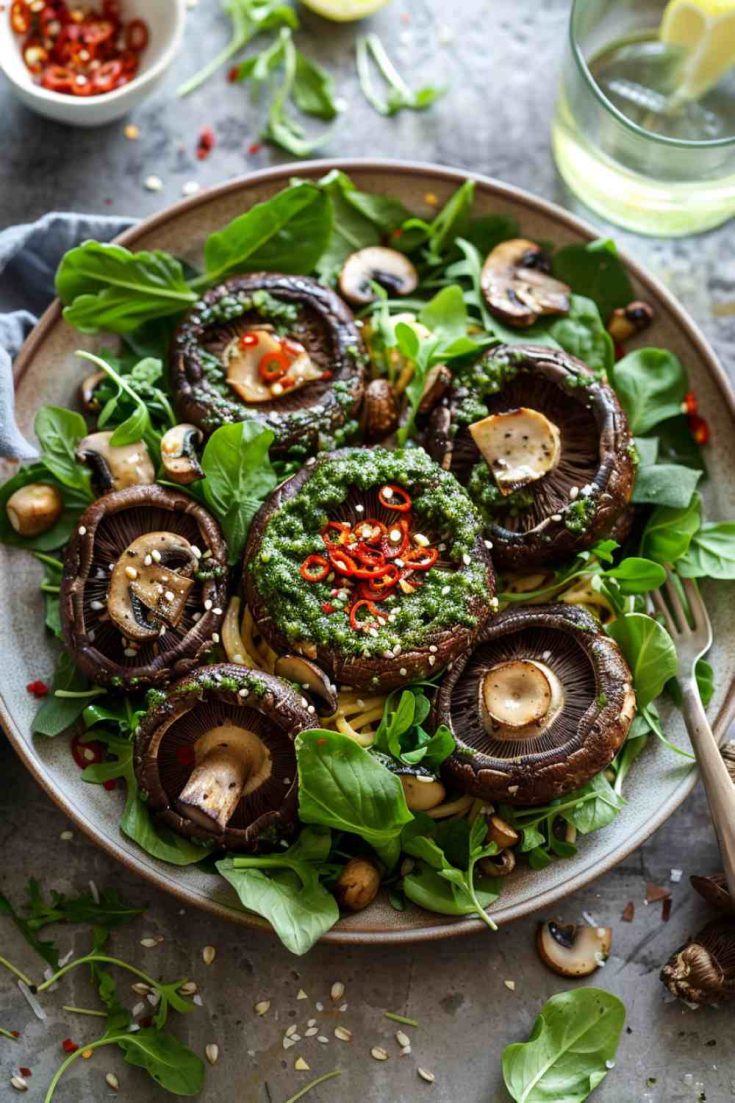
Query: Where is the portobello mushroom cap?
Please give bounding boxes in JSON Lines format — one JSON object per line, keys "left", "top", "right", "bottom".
{"left": 435, "top": 603, "right": 636, "bottom": 805}
{"left": 135, "top": 664, "right": 310, "bottom": 850}
{"left": 243, "top": 447, "right": 496, "bottom": 691}
{"left": 60, "top": 485, "right": 228, "bottom": 689}
{"left": 427, "top": 344, "right": 635, "bottom": 569}
{"left": 169, "top": 273, "right": 367, "bottom": 454}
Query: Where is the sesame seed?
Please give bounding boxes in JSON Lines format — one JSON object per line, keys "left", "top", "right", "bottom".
{"left": 211, "top": 633, "right": 220, "bottom": 644}
{"left": 179, "top": 981, "right": 198, "bottom": 996}
{"left": 484, "top": 539, "right": 493, "bottom": 549}
{"left": 304, "top": 1026, "right": 318, "bottom": 1037}
{"left": 334, "top": 1026, "right": 352, "bottom": 1042}
{"left": 371, "top": 1046, "right": 389, "bottom": 1061}
{"left": 254, "top": 1000, "right": 270, "bottom": 1016}
{"left": 285, "top": 1025, "right": 298, "bottom": 1038}
{"left": 400, "top": 667, "right": 407, "bottom": 677}
{"left": 213, "top": 607, "right": 223, "bottom": 616}
{"left": 60, "top": 830, "right": 73, "bottom": 840}
{"left": 417, "top": 1067, "right": 436, "bottom": 1083}
{"left": 317, "top": 1035, "right": 329, "bottom": 1044}
{"left": 396, "top": 1030, "right": 411, "bottom": 1048}
{"left": 131, "top": 982, "right": 151, "bottom": 996}
{"left": 355, "top": 503, "right": 365, "bottom": 512}
{"left": 442, "top": 586, "right": 450, "bottom": 595}
{"left": 139, "top": 937, "right": 158, "bottom": 948}
{"left": 413, "top": 533, "right": 429, "bottom": 547}
{"left": 550, "top": 514, "right": 562, "bottom": 522}
{"left": 202, "top": 945, "right": 216, "bottom": 966}
{"left": 105, "top": 1072, "right": 120, "bottom": 1090}
{"left": 238, "top": 687, "right": 249, "bottom": 697}
{"left": 205, "top": 1044, "right": 219, "bottom": 1066}
{"left": 182, "top": 180, "right": 201, "bottom": 197}
{"left": 151, "top": 549, "right": 162, "bottom": 562}
{"left": 204, "top": 599, "right": 213, "bottom": 611}
{"left": 282, "top": 1037, "right": 296, "bottom": 1050}
{"left": 462, "top": 554, "right": 471, "bottom": 565}
{"left": 569, "top": 486, "right": 579, "bottom": 499}
{"left": 90, "top": 599, "right": 104, "bottom": 611}
{"left": 315, "top": 1001, "right": 324, "bottom": 1012}
{"left": 330, "top": 981, "right": 345, "bottom": 1001}
{"left": 10, "top": 1076, "right": 28, "bottom": 1092}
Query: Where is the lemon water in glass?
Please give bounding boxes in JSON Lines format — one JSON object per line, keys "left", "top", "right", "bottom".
{"left": 552, "top": 0, "right": 735, "bottom": 236}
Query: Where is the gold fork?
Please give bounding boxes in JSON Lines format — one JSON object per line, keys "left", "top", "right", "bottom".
{"left": 650, "top": 574, "right": 735, "bottom": 900}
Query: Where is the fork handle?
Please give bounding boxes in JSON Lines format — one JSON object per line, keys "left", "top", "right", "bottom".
{"left": 681, "top": 678, "right": 735, "bottom": 901}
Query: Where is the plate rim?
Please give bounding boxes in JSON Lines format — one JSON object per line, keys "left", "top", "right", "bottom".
{"left": 4, "top": 156, "right": 735, "bottom": 945}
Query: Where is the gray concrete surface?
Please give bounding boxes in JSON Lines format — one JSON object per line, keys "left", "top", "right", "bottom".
{"left": 1, "top": 1, "right": 735, "bottom": 1101}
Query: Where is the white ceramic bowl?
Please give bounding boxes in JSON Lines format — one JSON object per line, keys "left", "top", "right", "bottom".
{"left": 0, "top": 0, "right": 186, "bottom": 126}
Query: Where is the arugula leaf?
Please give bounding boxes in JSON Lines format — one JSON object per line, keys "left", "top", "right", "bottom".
{"left": 399, "top": 180, "right": 475, "bottom": 262}
{"left": 296, "top": 729, "right": 413, "bottom": 865}
{"left": 677, "top": 522, "right": 735, "bottom": 580}
{"left": 34, "top": 406, "right": 92, "bottom": 497}
{"left": 547, "top": 295, "right": 614, "bottom": 377}
{"left": 632, "top": 461, "right": 702, "bottom": 508}
{"left": 552, "top": 238, "right": 633, "bottom": 321}
{"left": 56, "top": 242, "right": 197, "bottom": 334}
{"left": 502, "top": 988, "right": 625, "bottom": 1103}
{"left": 611, "top": 348, "right": 688, "bottom": 435}
{"left": 217, "top": 828, "right": 338, "bottom": 955}
{"left": 177, "top": 0, "right": 297, "bottom": 97}
{"left": 401, "top": 816, "right": 500, "bottom": 928}
{"left": 199, "top": 421, "right": 278, "bottom": 564}
{"left": 606, "top": 611, "right": 678, "bottom": 709}
{"left": 640, "top": 494, "right": 702, "bottom": 564}
{"left": 203, "top": 181, "right": 332, "bottom": 282}
{"left": 374, "top": 686, "right": 455, "bottom": 769}
{"left": 356, "top": 33, "right": 445, "bottom": 119}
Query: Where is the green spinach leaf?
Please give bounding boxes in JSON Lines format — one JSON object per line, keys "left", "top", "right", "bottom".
{"left": 677, "top": 522, "right": 735, "bottom": 580}
{"left": 373, "top": 686, "right": 455, "bottom": 769}
{"left": 547, "top": 294, "right": 614, "bottom": 377}
{"left": 552, "top": 238, "right": 633, "bottom": 321}
{"left": 34, "top": 406, "right": 92, "bottom": 496}
{"left": 640, "top": 494, "right": 702, "bottom": 564}
{"left": 606, "top": 611, "right": 678, "bottom": 709}
{"left": 611, "top": 348, "right": 688, "bottom": 435}
{"left": 632, "top": 460, "right": 702, "bottom": 509}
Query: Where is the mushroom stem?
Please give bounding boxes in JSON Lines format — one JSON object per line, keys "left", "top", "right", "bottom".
{"left": 175, "top": 724, "right": 271, "bottom": 834}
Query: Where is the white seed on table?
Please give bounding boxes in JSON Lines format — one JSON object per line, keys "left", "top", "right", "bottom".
{"left": 396, "top": 1030, "right": 411, "bottom": 1048}
{"left": 418, "top": 1067, "right": 436, "bottom": 1083}
{"left": 371, "top": 1046, "right": 389, "bottom": 1061}
{"left": 317, "top": 1035, "right": 329, "bottom": 1044}
{"left": 254, "top": 1000, "right": 270, "bottom": 1016}
{"left": 105, "top": 1072, "right": 120, "bottom": 1090}
{"left": 305, "top": 1026, "right": 318, "bottom": 1037}
{"left": 139, "top": 937, "right": 158, "bottom": 948}
{"left": 285, "top": 1025, "right": 297, "bottom": 1038}
{"left": 11, "top": 1076, "right": 28, "bottom": 1091}
{"left": 330, "top": 981, "right": 345, "bottom": 1001}
{"left": 334, "top": 1026, "right": 352, "bottom": 1042}
{"left": 202, "top": 945, "right": 216, "bottom": 966}
{"left": 205, "top": 1044, "right": 219, "bottom": 1065}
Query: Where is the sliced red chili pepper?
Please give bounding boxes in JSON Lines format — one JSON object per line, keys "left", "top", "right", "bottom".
{"left": 361, "top": 564, "right": 400, "bottom": 593}
{"left": 378, "top": 484, "right": 412, "bottom": 511}
{"left": 70, "top": 734, "right": 105, "bottom": 769}
{"left": 118, "top": 48, "right": 140, "bottom": 75}
{"left": 351, "top": 543, "right": 385, "bottom": 568}
{"left": 321, "top": 602, "right": 336, "bottom": 614}
{"left": 10, "top": 1, "right": 31, "bottom": 35}
{"left": 19, "top": 1068, "right": 31, "bottom": 1079}
{"left": 92, "top": 58, "right": 123, "bottom": 93}
{"left": 125, "top": 17, "right": 148, "bottom": 51}
{"left": 103, "top": 778, "right": 117, "bottom": 791}
{"left": 349, "top": 599, "right": 380, "bottom": 631}
{"left": 403, "top": 546, "right": 440, "bottom": 570}
{"left": 689, "top": 413, "right": 710, "bottom": 445}
{"left": 81, "top": 16, "right": 115, "bottom": 46}
{"left": 196, "top": 125, "right": 215, "bottom": 161}
{"left": 353, "top": 519, "right": 386, "bottom": 545}
{"left": 239, "top": 332, "right": 259, "bottom": 348}
{"left": 41, "top": 63, "right": 76, "bottom": 94}
{"left": 26, "top": 679, "right": 49, "bottom": 697}
{"left": 70, "top": 72, "right": 94, "bottom": 95}
{"left": 259, "top": 350, "right": 289, "bottom": 383}
{"left": 329, "top": 549, "right": 358, "bottom": 576}
{"left": 351, "top": 558, "right": 395, "bottom": 580}
{"left": 682, "top": 391, "right": 698, "bottom": 416}
{"left": 300, "top": 554, "right": 330, "bottom": 583}
{"left": 61, "top": 1039, "right": 78, "bottom": 1054}
{"left": 280, "top": 376, "right": 296, "bottom": 390}
{"left": 23, "top": 39, "right": 48, "bottom": 74}
{"left": 40, "top": 6, "right": 64, "bottom": 39}
{"left": 321, "top": 520, "right": 351, "bottom": 549}
{"left": 381, "top": 518, "right": 410, "bottom": 560}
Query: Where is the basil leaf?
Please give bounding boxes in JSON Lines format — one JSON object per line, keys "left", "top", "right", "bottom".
{"left": 115, "top": 1028, "right": 205, "bottom": 1095}
{"left": 203, "top": 182, "right": 332, "bottom": 282}
{"left": 640, "top": 494, "right": 702, "bottom": 564}
{"left": 56, "top": 242, "right": 196, "bottom": 334}
{"left": 199, "top": 421, "right": 278, "bottom": 565}
{"left": 677, "top": 522, "right": 735, "bottom": 580}
{"left": 632, "top": 461, "right": 701, "bottom": 509}
{"left": 547, "top": 294, "right": 614, "bottom": 377}
{"left": 552, "top": 238, "right": 633, "bottom": 321}
{"left": 606, "top": 611, "right": 678, "bottom": 709}
{"left": 605, "top": 557, "right": 666, "bottom": 594}
{"left": 611, "top": 348, "right": 688, "bottom": 435}
{"left": 296, "top": 729, "right": 413, "bottom": 860}
{"left": 502, "top": 988, "right": 625, "bottom": 1103}
{"left": 34, "top": 406, "right": 92, "bottom": 496}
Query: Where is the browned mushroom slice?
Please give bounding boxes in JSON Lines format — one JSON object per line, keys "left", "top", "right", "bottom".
{"left": 135, "top": 663, "right": 311, "bottom": 850}
{"left": 170, "top": 273, "right": 367, "bottom": 454}
{"left": 537, "top": 920, "right": 612, "bottom": 977}
{"left": 690, "top": 872, "right": 733, "bottom": 912}
{"left": 435, "top": 604, "right": 636, "bottom": 805}
{"left": 273, "top": 654, "right": 338, "bottom": 714}
{"left": 160, "top": 424, "right": 204, "bottom": 485}
{"left": 481, "top": 239, "right": 570, "bottom": 328}
{"left": 360, "top": 378, "right": 400, "bottom": 443}
{"left": 76, "top": 431, "right": 155, "bottom": 495}
{"left": 339, "top": 247, "right": 418, "bottom": 306}
{"left": 426, "top": 344, "right": 636, "bottom": 570}
{"left": 60, "top": 485, "right": 228, "bottom": 689}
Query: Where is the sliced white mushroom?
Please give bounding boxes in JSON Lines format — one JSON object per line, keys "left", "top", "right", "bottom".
{"left": 399, "top": 772, "right": 446, "bottom": 812}
{"left": 536, "top": 920, "right": 612, "bottom": 977}
{"left": 175, "top": 724, "right": 273, "bottom": 833}
{"left": 480, "top": 659, "right": 565, "bottom": 740}
{"left": 160, "top": 424, "right": 204, "bottom": 485}
{"left": 274, "top": 654, "right": 338, "bottom": 714}
{"left": 478, "top": 848, "right": 516, "bottom": 877}
{"left": 224, "top": 328, "right": 322, "bottom": 405}
{"left": 481, "top": 239, "right": 570, "bottom": 327}
{"left": 339, "top": 247, "right": 418, "bottom": 306}
{"left": 469, "top": 408, "right": 561, "bottom": 494}
{"left": 6, "top": 483, "right": 63, "bottom": 537}
{"left": 76, "top": 431, "right": 155, "bottom": 493}
{"left": 107, "top": 531, "right": 198, "bottom": 642}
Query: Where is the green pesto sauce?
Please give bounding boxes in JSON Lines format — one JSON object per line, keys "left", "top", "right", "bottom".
{"left": 467, "top": 462, "right": 534, "bottom": 527}
{"left": 452, "top": 348, "right": 521, "bottom": 428}
{"left": 248, "top": 448, "right": 489, "bottom": 659}
{"left": 564, "top": 495, "right": 596, "bottom": 534}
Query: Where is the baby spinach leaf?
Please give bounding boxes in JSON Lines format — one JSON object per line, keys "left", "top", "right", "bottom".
{"left": 203, "top": 181, "right": 332, "bottom": 281}
{"left": 677, "top": 522, "right": 735, "bottom": 580}
{"left": 374, "top": 685, "right": 455, "bottom": 769}
{"left": 296, "top": 729, "right": 413, "bottom": 864}
{"left": 32, "top": 651, "right": 92, "bottom": 737}
{"left": 552, "top": 238, "right": 633, "bottom": 321}
{"left": 217, "top": 829, "right": 338, "bottom": 955}
{"left": 606, "top": 611, "right": 678, "bottom": 709}
{"left": 34, "top": 406, "right": 92, "bottom": 497}
{"left": 502, "top": 988, "right": 625, "bottom": 1103}
{"left": 657, "top": 414, "right": 707, "bottom": 472}
{"left": 463, "top": 213, "right": 519, "bottom": 255}
{"left": 632, "top": 461, "right": 701, "bottom": 509}
{"left": 565, "top": 773, "right": 626, "bottom": 835}
{"left": 611, "top": 348, "right": 688, "bottom": 435}
{"left": 401, "top": 817, "right": 500, "bottom": 927}
{"left": 56, "top": 242, "right": 197, "bottom": 334}
{"left": 114, "top": 1028, "right": 205, "bottom": 1095}
{"left": 314, "top": 169, "right": 408, "bottom": 281}
{"left": 547, "top": 294, "right": 614, "bottom": 377}
{"left": 604, "top": 557, "right": 666, "bottom": 594}
{"left": 640, "top": 494, "right": 702, "bottom": 564}
{"left": 199, "top": 420, "right": 278, "bottom": 564}
{"left": 292, "top": 48, "right": 338, "bottom": 120}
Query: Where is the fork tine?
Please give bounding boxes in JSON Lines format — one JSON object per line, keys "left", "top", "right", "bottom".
{"left": 681, "top": 577, "right": 713, "bottom": 645}
{"left": 649, "top": 587, "right": 678, "bottom": 637}
{"left": 662, "top": 573, "right": 689, "bottom": 634}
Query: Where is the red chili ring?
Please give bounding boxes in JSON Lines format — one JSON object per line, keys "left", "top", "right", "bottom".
{"left": 378, "top": 484, "right": 412, "bottom": 511}
{"left": 125, "top": 17, "right": 149, "bottom": 51}
{"left": 259, "top": 350, "right": 289, "bottom": 383}
{"left": 10, "top": 1, "right": 31, "bottom": 35}
{"left": 381, "top": 518, "right": 410, "bottom": 560}
{"left": 40, "top": 63, "right": 75, "bottom": 92}
{"left": 403, "top": 546, "right": 440, "bottom": 571}
{"left": 92, "top": 58, "right": 123, "bottom": 93}
{"left": 328, "top": 550, "right": 358, "bottom": 576}
{"left": 349, "top": 599, "right": 381, "bottom": 631}
{"left": 321, "top": 521, "right": 351, "bottom": 549}
{"left": 300, "top": 554, "right": 330, "bottom": 583}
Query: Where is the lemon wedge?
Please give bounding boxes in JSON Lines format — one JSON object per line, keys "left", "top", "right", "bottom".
{"left": 660, "top": 0, "right": 735, "bottom": 100}
{"left": 299, "top": 0, "right": 390, "bottom": 20}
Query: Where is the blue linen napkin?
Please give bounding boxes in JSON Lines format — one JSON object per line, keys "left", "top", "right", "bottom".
{"left": 0, "top": 212, "right": 134, "bottom": 460}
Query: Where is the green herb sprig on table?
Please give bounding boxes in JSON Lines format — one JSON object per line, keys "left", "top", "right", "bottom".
{"left": 356, "top": 32, "right": 445, "bottom": 117}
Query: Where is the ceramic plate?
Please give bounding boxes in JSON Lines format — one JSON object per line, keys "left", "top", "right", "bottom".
{"left": 3, "top": 160, "right": 734, "bottom": 945}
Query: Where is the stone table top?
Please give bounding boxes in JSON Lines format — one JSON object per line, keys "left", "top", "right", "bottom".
{"left": 1, "top": 1, "right": 734, "bottom": 1101}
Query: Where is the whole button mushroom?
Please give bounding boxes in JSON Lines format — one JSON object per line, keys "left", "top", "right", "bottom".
{"left": 6, "top": 483, "right": 63, "bottom": 537}
{"left": 334, "top": 857, "right": 382, "bottom": 912}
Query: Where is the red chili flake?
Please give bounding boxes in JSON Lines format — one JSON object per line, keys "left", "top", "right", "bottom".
{"left": 321, "top": 602, "right": 336, "bottom": 614}
{"left": 247, "top": 141, "right": 262, "bottom": 155}
{"left": 19, "top": 1067, "right": 32, "bottom": 1078}
{"left": 26, "top": 679, "right": 49, "bottom": 697}
{"left": 227, "top": 65, "right": 239, "bottom": 82}
{"left": 61, "top": 1039, "right": 79, "bottom": 1054}
{"left": 621, "top": 901, "right": 635, "bottom": 922}
{"left": 102, "top": 778, "right": 117, "bottom": 791}
{"left": 682, "top": 391, "right": 698, "bottom": 416}
{"left": 10, "top": 1031, "right": 20, "bottom": 1039}
{"left": 70, "top": 733, "right": 105, "bottom": 770}
{"left": 689, "top": 413, "right": 710, "bottom": 445}
{"left": 320, "top": 370, "right": 333, "bottom": 381}
{"left": 196, "top": 126, "right": 215, "bottom": 161}
{"left": 661, "top": 896, "right": 672, "bottom": 922}
{"left": 175, "top": 745, "right": 196, "bottom": 768}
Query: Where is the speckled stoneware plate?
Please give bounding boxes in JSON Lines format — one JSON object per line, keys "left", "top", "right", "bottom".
{"left": 3, "top": 160, "right": 735, "bottom": 945}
